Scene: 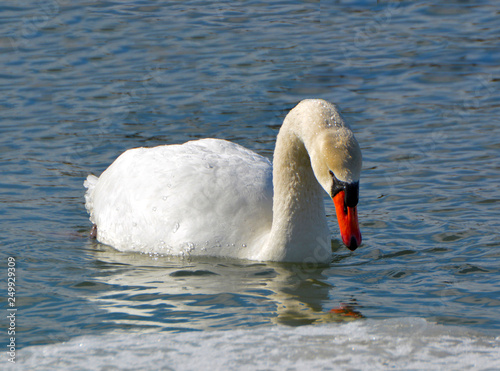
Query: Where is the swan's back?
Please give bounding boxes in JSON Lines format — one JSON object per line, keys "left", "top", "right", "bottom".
{"left": 85, "top": 139, "right": 273, "bottom": 258}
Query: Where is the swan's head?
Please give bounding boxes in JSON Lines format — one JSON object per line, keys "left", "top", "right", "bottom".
{"left": 302, "top": 100, "right": 363, "bottom": 251}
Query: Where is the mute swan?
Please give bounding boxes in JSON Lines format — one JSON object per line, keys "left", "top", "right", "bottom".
{"left": 84, "top": 99, "right": 362, "bottom": 263}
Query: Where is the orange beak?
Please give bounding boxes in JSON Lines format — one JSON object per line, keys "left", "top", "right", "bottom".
{"left": 333, "top": 191, "right": 362, "bottom": 251}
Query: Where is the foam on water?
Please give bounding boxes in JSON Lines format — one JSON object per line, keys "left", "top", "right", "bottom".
{"left": 11, "top": 318, "right": 499, "bottom": 370}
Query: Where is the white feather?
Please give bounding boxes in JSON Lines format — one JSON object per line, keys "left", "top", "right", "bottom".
{"left": 84, "top": 99, "right": 362, "bottom": 263}
{"left": 85, "top": 139, "right": 273, "bottom": 258}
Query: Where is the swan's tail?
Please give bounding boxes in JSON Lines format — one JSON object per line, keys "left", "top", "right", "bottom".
{"left": 84, "top": 174, "right": 99, "bottom": 221}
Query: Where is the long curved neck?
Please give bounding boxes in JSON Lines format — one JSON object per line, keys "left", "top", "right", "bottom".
{"left": 257, "top": 118, "right": 331, "bottom": 263}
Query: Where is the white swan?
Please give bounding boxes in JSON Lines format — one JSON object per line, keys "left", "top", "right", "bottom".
{"left": 84, "top": 99, "right": 362, "bottom": 263}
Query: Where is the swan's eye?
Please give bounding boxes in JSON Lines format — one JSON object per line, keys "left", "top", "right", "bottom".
{"left": 329, "top": 170, "right": 359, "bottom": 207}
{"left": 329, "top": 170, "right": 344, "bottom": 197}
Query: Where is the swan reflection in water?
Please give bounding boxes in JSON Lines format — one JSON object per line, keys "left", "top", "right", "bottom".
{"left": 84, "top": 241, "right": 363, "bottom": 331}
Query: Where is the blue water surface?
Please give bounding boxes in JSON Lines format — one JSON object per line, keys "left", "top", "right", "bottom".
{"left": 1, "top": 0, "right": 499, "bottom": 350}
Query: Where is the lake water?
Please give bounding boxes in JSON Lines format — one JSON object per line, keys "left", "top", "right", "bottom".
{"left": 2, "top": 0, "right": 500, "bottom": 369}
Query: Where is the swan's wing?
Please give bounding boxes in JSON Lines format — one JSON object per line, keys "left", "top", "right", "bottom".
{"left": 85, "top": 139, "right": 273, "bottom": 258}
